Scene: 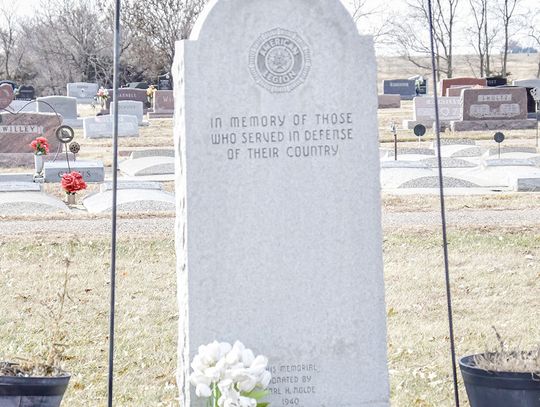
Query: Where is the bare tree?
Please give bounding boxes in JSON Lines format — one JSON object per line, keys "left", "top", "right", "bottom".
{"left": 122, "top": 0, "right": 206, "bottom": 70}
{"left": 530, "top": 21, "right": 540, "bottom": 78}
{"left": 389, "top": 0, "right": 459, "bottom": 81}
{"left": 0, "top": 4, "right": 19, "bottom": 79}
{"left": 497, "top": 0, "right": 518, "bottom": 77}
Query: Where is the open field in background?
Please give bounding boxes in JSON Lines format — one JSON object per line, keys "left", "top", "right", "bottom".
{"left": 1, "top": 227, "right": 539, "bottom": 406}
{"left": 377, "top": 53, "right": 540, "bottom": 90}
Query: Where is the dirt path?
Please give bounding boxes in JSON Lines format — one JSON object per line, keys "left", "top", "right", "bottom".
{"left": 1, "top": 208, "right": 539, "bottom": 238}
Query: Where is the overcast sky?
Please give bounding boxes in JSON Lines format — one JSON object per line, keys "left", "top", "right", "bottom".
{"left": 5, "top": 0, "right": 540, "bottom": 55}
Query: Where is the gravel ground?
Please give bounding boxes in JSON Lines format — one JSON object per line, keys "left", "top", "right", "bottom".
{"left": 1, "top": 208, "right": 539, "bottom": 237}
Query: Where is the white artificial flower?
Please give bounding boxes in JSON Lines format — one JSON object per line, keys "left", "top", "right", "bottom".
{"left": 238, "top": 396, "right": 257, "bottom": 407}
{"left": 259, "top": 370, "right": 271, "bottom": 388}
{"left": 241, "top": 349, "right": 255, "bottom": 366}
{"left": 237, "top": 374, "right": 258, "bottom": 392}
{"left": 190, "top": 372, "right": 211, "bottom": 387}
{"left": 195, "top": 383, "right": 212, "bottom": 398}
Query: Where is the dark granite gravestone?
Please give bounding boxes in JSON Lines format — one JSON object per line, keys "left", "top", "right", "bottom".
{"left": 158, "top": 73, "right": 173, "bottom": 90}
{"left": 15, "top": 85, "right": 35, "bottom": 100}
{"left": 0, "top": 80, "right": 17, "bottom": 91}
{"left": 382, "top": 79, "right": 416, "bottom": 100}
{"left": 485, "top": 77, "right": 507, "bottom": 87}
{"left": 127, "top": 82, "right": 149, "bottom": 89}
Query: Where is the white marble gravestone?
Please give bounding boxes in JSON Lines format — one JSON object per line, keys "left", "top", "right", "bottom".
{"left": 111, "top": 100, "right": 147, "bottom": 125}
{"left": 173, "top": 1, "right": 389, "bottom": 407}
{"left": 67, "top": 82, "right": 98, "bottom": 104}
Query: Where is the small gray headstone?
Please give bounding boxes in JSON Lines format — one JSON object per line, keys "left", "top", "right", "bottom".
{"left": 110, "top": 100, "right": 145, "bottom": 125}
{"left": 36, "top": 96, "right": 77, "bottom": 120}
{"left": 83, "top": 115, "right": 139, "bottom": 139}
{"left": 44, "top": 160, "right": 105, "bottom": 183}
{"left": 67, "top": 82, "right": 99, "bottom": 104}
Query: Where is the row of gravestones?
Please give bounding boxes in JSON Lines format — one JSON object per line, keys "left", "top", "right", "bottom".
{"left": 380, "top": 76, "right": 540, "bottom": 111}
{"left": 401, "top": 81, "right": 539, "bottom": 131}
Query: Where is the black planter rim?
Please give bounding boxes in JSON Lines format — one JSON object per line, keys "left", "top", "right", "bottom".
{"left": 459, "top": 353, "right": 540, "bottom": 390}
{"left": 0, "top": 363, "right": 70, "bottom": 396}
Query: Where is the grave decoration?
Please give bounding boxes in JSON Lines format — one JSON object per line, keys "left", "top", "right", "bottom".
{"left": 493, "top": 132, "right": 505, "bottom": 159}
{"left": 531, "top": 88, "right": 539, "bottom": 147}
{"left": 189, "top": 340, "right": 271, "bottom": 407}
{"left": 61, "top": 170, "right": 87, "bottom": 205}
{"left": 147, "top": 85, "right": 156, "bottom": 106}
{"left": 96, "top": 87, "right": 110, "bottom": 109}
{"left": 390, "top": 121, "right": 398, "bottom": 160}
{"left": 29, "top": 136, "right": 50, "bottom": 179}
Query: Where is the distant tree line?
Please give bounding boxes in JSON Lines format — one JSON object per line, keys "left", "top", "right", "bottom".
{"left": 0, "top": 0, "right": 538, "bottom": 95}
{"left": 0, "top": 0, "right": 205, "bottom": 95}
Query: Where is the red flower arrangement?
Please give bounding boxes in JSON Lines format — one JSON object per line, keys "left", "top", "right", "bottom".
{"left": 30, "top": 137, "right": 49, "bottom": 155}
{"left": 61, "top": 171, "right": 87, "bottom": 194}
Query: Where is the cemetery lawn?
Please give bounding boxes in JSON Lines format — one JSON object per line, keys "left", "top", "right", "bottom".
{"left": 1, "top": 226, "right": 538, "bottom": 406}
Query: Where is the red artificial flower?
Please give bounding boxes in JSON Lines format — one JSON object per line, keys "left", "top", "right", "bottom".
{"left": 61, "top": 171, "right": 87, "bottom": 194}
{"left": 29, "top": 136, "right": 49, "bottom": 155}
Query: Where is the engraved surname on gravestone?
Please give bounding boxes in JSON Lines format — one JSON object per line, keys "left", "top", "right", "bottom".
{"left": 174, "top": 1, "right": 389, "bottom": 407}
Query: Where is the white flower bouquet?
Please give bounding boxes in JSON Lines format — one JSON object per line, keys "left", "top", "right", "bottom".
{"left": 190, "top": 340, "right": 271, "bottom": 407}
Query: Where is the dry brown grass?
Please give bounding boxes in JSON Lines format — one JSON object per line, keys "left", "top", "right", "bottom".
{"left": 1, "top": 227, "right": 539, "bottom": 406}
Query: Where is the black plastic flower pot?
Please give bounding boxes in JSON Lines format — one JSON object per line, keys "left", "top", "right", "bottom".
{"left": 0, "top": 373, "right": 70, "bottom": 407}
{"left": 459, "top": 354, "right": 540, "bottom": 407}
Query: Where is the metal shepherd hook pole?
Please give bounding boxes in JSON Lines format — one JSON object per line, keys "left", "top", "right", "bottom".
{"left": 426, "top": 0, "right": 460, "bottom": 406}
{"left": 108, "top": 0, "right": 121, "bottom": 406}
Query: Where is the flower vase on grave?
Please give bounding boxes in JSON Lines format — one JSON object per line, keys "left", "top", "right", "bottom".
{"left": 66, "top": 193, "right": 76, "bottom": 205}
{"left": 34, "top": 154, "right": 44, "bottom": 176}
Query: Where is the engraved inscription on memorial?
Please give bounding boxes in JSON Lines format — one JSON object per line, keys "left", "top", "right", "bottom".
{"left": 249, "top": 28, "right": 311, "bottom": 93}
{"left": 209, "top": 112, "right": 354, "bottom": 161}
{"left": 267, "top": 363, "right": 320, "bottom": 407}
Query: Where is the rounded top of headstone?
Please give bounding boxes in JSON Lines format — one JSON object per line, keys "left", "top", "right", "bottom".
{"left": 190, "top": 0, "right": 358, "bottom": 41}
{"left": 414, "top": 124, "right": 426, "bottom": 137}
{"left": 0, "top": 83, "right": 14, "bottom": 109}
{"left": 494, "top": 132, "right": 505, "bottom": 143}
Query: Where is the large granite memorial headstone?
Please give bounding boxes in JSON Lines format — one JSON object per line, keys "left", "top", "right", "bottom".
{"left": 382, "top": 79, "right": 416, "bottom": 100}
{"left": 67, "top": 82, "right": 99, "bottom": 104}
{"left": 173, "top": 1, "right": 389, "bottom": 407}
{"left": 0, "top": 112, "right": 62, "bottom": 166}
{"left": 451, "top": 87, "right": 536, "bottom": 131}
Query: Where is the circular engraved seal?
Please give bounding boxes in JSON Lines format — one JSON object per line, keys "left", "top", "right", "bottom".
{"left": 249, "top": 28, "right": 311, "bottom": 94}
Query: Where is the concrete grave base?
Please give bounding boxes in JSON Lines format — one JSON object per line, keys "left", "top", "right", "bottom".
{"left": 83, "top": 188, "right": 175, "bottom": 213}
{"left": 402, "top": 119, "right": 449, "bottom": 130}
{"left": 450, "top": 119, "right": 537, "bottom": 131}
{"left": 119, "top": 156, "right": 175, "bottom": 176}
{"left": 0, "top": 192, "right": 69, "bottom": 214}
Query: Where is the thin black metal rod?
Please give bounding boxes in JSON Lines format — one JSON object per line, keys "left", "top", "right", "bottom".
{"left": 108, "top": 0, "right": 121, "bottom": 406}
{"left": 426, "top": 1, "right": 460, "bottom": 406}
